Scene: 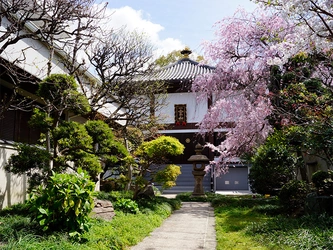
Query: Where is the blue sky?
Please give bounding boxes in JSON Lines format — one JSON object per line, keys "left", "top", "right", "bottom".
{"left": 104, "top": 0, "right": 257, "bottom": 57}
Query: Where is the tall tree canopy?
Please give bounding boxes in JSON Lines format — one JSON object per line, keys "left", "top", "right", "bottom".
{"left": 256, "top": 0, "right": 333, "bottom": 86}
{"left": 5, "top": 74, "right": 129, "bottom": 189}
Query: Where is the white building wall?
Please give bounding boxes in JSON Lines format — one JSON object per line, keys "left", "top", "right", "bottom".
{"left": 156, "top": 92, "right": 208, "bottom": 124}
{"left": 0, "top": 144, "right": 27, "bottom": 209}
{"left": 0, "top": 17, "right": 67, "bottom": 78}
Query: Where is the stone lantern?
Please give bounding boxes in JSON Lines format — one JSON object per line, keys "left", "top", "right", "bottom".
{"left": 188, "top": 143, "right": 210, "bottom": 197}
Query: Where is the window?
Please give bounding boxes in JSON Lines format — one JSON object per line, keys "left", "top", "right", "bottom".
{"left": 0, "top": 109, "right": 40, "bottom": 143}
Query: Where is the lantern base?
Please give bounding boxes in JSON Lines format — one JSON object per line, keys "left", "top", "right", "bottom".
{"left": 192, "top": 170, "right": 206, "bottom": 197}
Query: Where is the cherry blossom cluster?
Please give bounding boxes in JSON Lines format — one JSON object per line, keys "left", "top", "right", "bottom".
{"left": 258, "top": 0, "right": 333, "bottom": 63}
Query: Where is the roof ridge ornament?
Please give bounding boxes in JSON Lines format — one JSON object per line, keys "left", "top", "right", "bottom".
{"left": 180, "top": 46, "right": 192, "bottom": 58}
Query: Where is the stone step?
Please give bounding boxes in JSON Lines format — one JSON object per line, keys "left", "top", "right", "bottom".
{"left": 162, "top": 186, "right": 212, "bottom": 194}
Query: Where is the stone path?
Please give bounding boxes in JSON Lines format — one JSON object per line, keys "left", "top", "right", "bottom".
{"left": 130, "top": 202, "right": 216, "bottom": 250}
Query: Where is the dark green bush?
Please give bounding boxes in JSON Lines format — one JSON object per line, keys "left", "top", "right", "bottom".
{"left": 249, "top": 131, "right": 297, "bottom": 195}
{"left": 28, "top": 169, "right": 96, "bottom": 239}
{"left": 312, "top": 170, "right": 333, "bottom": 195}
{"left": 279, "top": 180, "right": 311, "bottom": 216}
{"left": 210, "top": 194, "right": 279, "bottom": 209}
{"left": 306, "top": 192, "right": 333, "bottom": 216}
{"left": 4, "top": 143, "right": 52, "bottom": 190}
{"left": 176, "top": 192, "right": 216, "bottom": 202}
{"left": 96, "top": 191, "right": 134, "bottom": 201}
{"left": 0, "top": 202, "right": 31, "bottom": 217}
{"left": 162, "top": 197, "right": 182, "bottom": 210}
{"left": 137, "top": 196, "right": 181, "bottom": 214}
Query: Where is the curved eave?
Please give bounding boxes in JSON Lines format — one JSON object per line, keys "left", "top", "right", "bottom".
{"left": 138, "top": 58, "right": 215, "bottom": 82}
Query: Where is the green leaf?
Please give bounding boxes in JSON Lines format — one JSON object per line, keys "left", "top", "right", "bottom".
{"left": 42, "top": 225, "right": 49, "bottom": 231}
{"left": 39, "top": 218, "right": 46, "bottom": 226}
{"left": 69, "top": 231, "right": 80, "bottom": 238}
{"left": 38, "top": 207, "right": 48, "bottom": 215}
{"left": 84, "top": 200, "right": 91, "bottom": 211}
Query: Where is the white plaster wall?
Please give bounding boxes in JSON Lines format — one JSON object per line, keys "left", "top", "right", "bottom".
{"left": 156, "top": 92, "right": 208, "bottom": 124}
{"left": 0, "top": 144, "right": 27, "bottom": 209}
{"left": 0, "top": 17, "right": 67, "bottom": 78}
{"left": 1, "top": 18, "right": 125, "bottom": 125}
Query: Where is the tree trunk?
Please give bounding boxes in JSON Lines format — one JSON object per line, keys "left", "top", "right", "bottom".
{"left": 297, "top": 150, "right": 308, "bottom": 182}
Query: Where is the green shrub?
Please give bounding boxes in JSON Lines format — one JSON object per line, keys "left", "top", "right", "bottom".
{"left": 136, "top": 136, "right": 185, "bottom": 158}
{"left": 154, "top": 164, "right": 181, "bottom": 189}
{"left": 312, "top": 170, "right": 333, "bottom": 195}
{"left": 176, "top": 192, "right": 213, "bottom": 202}
{"left": 279, "top": 180, "right": 311, "bottom": 216}
{"left": 137, "top": 196, "right": 181, "bottom": 214}
{"left": 4, "top": 143, "right": 52, "bottom": 190}
{"left": 28, "top": 169, "right": 96, "bottom": 239}
{"left": 133, "top": 136, "right": 184, "bottom": 199}
{"left": 100, "top": 179, "right": 115, "bottom": 192}
{"left": 96, "top": 191, "right": 134, "bottom": 202}
{"left": 0, "top": 202, "right": 31, "bottom": 217}
{"left": 249, "top": 131, "right": 297, "bottom": 195}
{"left": 113, "top": 198, "right": 139, "bottom": 214}
{"left": 37, "top": 74, "right": 91, "bottom": 115}
{"left": 100, "top": 177, "right": 129, "bottom": 192}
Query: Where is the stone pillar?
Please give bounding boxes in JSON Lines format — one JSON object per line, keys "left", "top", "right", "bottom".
{"left": 188, "top": 143, "right": 210, "bottom": 197}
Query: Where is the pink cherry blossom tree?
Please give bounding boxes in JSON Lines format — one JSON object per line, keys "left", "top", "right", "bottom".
{"left": 257, "top": 0, "right": 333, "bottom": 86}
{"left": 193, "top": 8, "right": 295, "bottom": 175}
{"left": 257, "top": 0, "right": 333, "bottom": 41}
{"left": 196, "top": 2, "right": 333, "bottom": 175}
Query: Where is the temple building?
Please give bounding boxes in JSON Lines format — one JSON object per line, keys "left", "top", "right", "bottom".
{"left": 143, "top": 48, "right": 251, "bottom": 193}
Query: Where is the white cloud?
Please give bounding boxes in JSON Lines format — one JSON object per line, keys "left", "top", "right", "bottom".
{"left": 101, "top": 5, "right": 185, "bottom": 57}
{"left": 153, "top": 38, "right": 184, "bottom": 58}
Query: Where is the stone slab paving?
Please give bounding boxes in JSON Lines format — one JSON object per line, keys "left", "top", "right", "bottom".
{"left": 131, "top": 202, "right": 216, "bottom": 250}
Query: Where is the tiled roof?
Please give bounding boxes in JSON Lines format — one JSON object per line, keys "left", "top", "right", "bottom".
{"left": 139, "top": 58, "right": 215, "bottom": 82}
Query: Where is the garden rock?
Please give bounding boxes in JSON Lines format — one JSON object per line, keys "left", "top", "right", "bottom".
{"left": 92, "top": 199, "right": 115, "bottom": 221}
{"left": 138, "top": 185, "right": 155, "bottom": 198}
{"left": 306, "top": 193, "right": 333, "bottom": 216}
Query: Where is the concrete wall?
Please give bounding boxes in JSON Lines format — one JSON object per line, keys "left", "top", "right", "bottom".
{"left": 0, "top": 143, "right": 27, "bottom": 209}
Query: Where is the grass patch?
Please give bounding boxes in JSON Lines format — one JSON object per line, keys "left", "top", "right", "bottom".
{"left": 80, "top": 212, "right": 169, "bottom": 249}
{"left": 209, "top": 194, "right": 333, "bottom": 250}
{"left": 214, "top": 202, "right": 286, "bottom": 250}
{"left": 247, "top": 214, "right": 333, "bottom": 249}
{"left": 0, "top": 191, "right": 181, "bottom": 250}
